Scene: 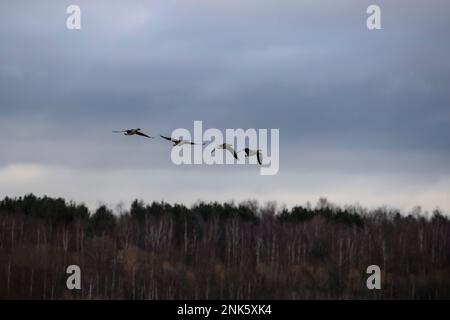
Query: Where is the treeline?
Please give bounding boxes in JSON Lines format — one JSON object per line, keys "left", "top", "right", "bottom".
{"left": 0, "top": 194, "right": 449, "bottom": 299}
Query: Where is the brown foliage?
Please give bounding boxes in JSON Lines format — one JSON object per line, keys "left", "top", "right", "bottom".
{"left": 0, "top": 197, "right": 449, "bottom": 299}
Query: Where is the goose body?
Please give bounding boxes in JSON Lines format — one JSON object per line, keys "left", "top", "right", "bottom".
{"left": 240, "top": 148, "right": 263, "bottom": 165}
{"left": 160, "top": 135, "right": 201, "bottom": 146}
{"left": 212, "top": 143, "right": 239, "bottom": 160}
{"left": 112, "top": 128, "right": 153, "bottom": 138}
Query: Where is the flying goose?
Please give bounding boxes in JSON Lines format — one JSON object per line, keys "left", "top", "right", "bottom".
{"left": 212, "top": 143, "right": 239, "bottom": 160}
{"left": 160, "top": 135, "right": 203, "bottom": 146}
{"left": 112, "top": 128, "right": 153, "bottom": 138}
{"left": 240, "top": 148, "right": 263, "bottom": 165}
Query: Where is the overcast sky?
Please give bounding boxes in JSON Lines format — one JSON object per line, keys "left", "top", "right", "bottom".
{"left": 1, "top": 0, "right": 450, "bottom": 212}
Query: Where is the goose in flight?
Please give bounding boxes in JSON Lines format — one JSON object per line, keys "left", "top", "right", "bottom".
{"left": 160, "top": 135, "right": 203, "bottom": 146}
{"left": 212, "top": 143, "right": 239, "bottom": 160}
{"left": 240, "top": 148, "right": 263, "bottom": 165}
{"left": 112, "top": 128, "right": 153, "bottom": 138}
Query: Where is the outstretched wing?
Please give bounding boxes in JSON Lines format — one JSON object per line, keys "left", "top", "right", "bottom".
{"left": 222, "top": 145, "right": 238, "bottom": 159}
{"left": 257, "top": 151, "right": 263, "bottom": 165}
{"left": 160, "top": 135, "right": 174, "bottom": 142}
{"left": 136, "top": 131, "right": 153, "bottom": 138}
{"left": 112, "top": 130, "right": 127, "bottom": 133}
{"left": 161, "top": 135, "right": 183, "bottom": 144}
{"left": 226, "top": 147, "right": 239, "bottom": 159}
{"left": 179, "top": 141, "right": 197, "bottom": 146}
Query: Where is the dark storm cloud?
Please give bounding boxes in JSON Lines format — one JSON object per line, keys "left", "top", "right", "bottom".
{"left": 1, "top": 0, "right": 449, "bottom": 151}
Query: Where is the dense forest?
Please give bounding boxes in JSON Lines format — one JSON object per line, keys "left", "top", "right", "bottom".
{"left": 0, "top": 194, "right": 449, "bottom": 299}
